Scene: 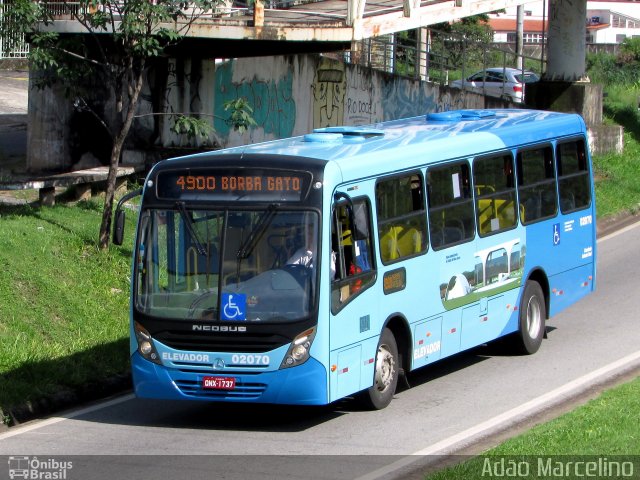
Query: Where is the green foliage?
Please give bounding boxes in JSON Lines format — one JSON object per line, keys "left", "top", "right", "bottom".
{"left": 587, "top": 39, "right": 640, "bottom": 87}
{"left": 430, "top": 17, "right": 495, "bottom": 70}
{"left": 0, "top": 0, "right": 49, "bottom": 55}
{"left": 592, "top": 85, "right": 640, "bottom": 219}
{"left": 170, "top": 115, "right": 214, "bottom": 140}
{"left": 224, "top": 97, "right": 258, "bottom": 133}
{"left": 618, "top": 37, "right": 640, "bottom": 64}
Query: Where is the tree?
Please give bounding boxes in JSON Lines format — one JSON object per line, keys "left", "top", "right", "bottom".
{"left": 4, "top": 0, "right": 223, "bottom": 249}
{"left": 430, "top": 14, "right": 495, "bottom": 71}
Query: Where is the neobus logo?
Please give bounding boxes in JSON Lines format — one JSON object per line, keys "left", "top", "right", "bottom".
{"left": 192, "top": 325, "right": 247, "bottom": 333}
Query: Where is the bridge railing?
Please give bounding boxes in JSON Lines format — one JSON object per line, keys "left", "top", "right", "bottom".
{"left": 0, "top": 0, "right": 30, "bottom": 58}
{"left": 38, "top": 0, "right": 327, "bottom": 20}
{"left": 345, "top": 28, "right": 546, "bottom": 91}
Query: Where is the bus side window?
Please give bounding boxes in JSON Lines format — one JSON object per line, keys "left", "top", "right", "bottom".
{"left": 375, "top": 172, "right": 428, "bottom": 263}
{"left": 557, "top": 139, "right": 591, "bottom": 213}
{"left": 474, "top": 153, "right": 517, "bottom": 236}
{"left": 427, "top": 161, "right": 475, "bottom": 249}
{"left": 516, "top": 145, "right": 557, "bottom": 224}
{"left": 331, "top": 198, "right": 375, "bottom": 312}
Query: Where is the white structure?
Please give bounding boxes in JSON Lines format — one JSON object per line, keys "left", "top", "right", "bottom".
{"left": 587, "top": 9, "right": 640, "bottom": 43}
{"left": 488, "top": 0, "right": 640, "bottom": 44}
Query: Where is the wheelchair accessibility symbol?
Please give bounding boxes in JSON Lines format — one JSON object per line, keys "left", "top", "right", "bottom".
{"left": 553, "top": 223, "right": 561, "bottom": 246}
{"left": 221, "top": 293, "right": 247, "bottom": 321}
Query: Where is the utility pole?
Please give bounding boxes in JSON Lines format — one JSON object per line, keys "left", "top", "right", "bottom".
{"left": 516, "top": 4, "right": 524, "bottom": 70}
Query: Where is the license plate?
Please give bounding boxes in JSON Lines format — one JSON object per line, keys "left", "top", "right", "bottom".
{"left": 202, "top": 376, "right": 236, "bottom": 390}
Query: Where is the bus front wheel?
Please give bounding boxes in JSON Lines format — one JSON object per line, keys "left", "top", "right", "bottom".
{"left": 516, "top": 280, "right": 546, "bottom": 354}
{"left": 360, "top": 328, "right": 399, "bottom": 410}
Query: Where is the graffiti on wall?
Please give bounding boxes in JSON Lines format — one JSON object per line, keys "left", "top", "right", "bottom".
{"left": 311, "top": 58, "right": 347, "bottom": 129}
{"left": 344, "top": 66, "right": 382, "bottom": 126}
{"left": 381, "top": 79, "right": 468, "bottom": 120}
{"left": 214, "top": 60, "right": 296, "bottom": 140}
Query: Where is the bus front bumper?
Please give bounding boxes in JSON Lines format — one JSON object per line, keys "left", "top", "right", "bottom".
{"left": 131, "top": 352, "right": 328, "bottom": 405}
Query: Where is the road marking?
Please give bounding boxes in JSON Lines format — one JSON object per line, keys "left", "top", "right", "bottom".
{"left": 599, "top": 219, "right": 640, "bottom": 242}
{"left": 356, "top": 350, "right": 640, "bottom": 480}
{"left": 0, "top": 394, "right": 135, "bottom": 441}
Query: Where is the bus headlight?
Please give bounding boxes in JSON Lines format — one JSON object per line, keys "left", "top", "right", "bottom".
{"left": 134, "top": 321, "right": 162, "bottom": 365}
{"left": 280, "top": 327, "right": 316, "bottom": 369}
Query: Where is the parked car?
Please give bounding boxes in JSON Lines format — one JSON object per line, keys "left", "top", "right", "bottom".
{"left": 450, "top": 68, "right": 540, "bottom": 103}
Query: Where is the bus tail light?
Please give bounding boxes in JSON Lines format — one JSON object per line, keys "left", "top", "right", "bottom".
{"left": 134, "top": 322, "right": 162, "bottom": 365}
{"left": 280, "top": 327, "right": 316, "bottom": 369}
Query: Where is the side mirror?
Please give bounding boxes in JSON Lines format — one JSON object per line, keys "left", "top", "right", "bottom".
{"left": 113, "top": 209, "right": 126, "bottom": 245}
{"left": 112, "top": 188, "right": 143, "bottom": 246}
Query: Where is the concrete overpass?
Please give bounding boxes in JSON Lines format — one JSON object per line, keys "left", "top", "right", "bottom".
{"left": 51, "top": 0, "right": 536, "bottom": 53}
{"left": 49, "top": 0, "right": 588, "bottom": 79}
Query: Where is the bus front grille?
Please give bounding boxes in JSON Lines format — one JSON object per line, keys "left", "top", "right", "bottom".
{"left": 154, "top": 330, "right": 290, "bottom": 353}
{"left": 174, "top": 379, "right": 267, "bottom": 399}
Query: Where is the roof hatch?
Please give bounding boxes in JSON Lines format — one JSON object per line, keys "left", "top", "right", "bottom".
{"left": 426, "top": 110, "right": 496, "bottom": 122}
{"left": 304, "top": 126, "right": 385, "bottom": 144}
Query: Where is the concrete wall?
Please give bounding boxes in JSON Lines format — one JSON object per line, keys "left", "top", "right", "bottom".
{"left": 181, "top": 55, "right": 489, "bottom": 150}
{"left": 27, "top": 54, "right": 495, "bottom": 173}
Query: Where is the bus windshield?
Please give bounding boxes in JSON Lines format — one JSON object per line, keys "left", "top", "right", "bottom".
{"left": 135, "top": 207, "right": 319, "bottom": 323}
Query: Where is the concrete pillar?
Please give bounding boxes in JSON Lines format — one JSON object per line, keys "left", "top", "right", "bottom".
{"left": 544, "top": 0, "right": 587, "bottom": 81}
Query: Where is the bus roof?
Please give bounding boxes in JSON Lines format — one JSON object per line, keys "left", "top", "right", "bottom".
{"left": 170, "top": 109, "right": 586, "bottom": 177}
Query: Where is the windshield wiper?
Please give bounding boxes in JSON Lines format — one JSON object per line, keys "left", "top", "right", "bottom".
{"left": 236, "top": 204, "right": 278, "bottom": 260}
{"left": 176, "top": 201, "right": 207, "bottom": 256}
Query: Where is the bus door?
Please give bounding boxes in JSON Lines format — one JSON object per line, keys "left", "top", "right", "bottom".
{"left": 548, "top": 138, "right": 596, "bottom": 313}
{"left": 328, "top": 194, "right": 378, "bottom": 401}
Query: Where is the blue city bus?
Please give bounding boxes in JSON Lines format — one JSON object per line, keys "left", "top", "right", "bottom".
{"left": 113, "top": 109, "right": 596, "bottom": 409}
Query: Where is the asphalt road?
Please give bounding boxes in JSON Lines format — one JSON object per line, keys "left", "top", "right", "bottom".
{"left": 0, "top": 221, "right": 639, "bottom": 479}
{"left": 0, "top": 70, "right": 29, "bottom": 114}
{"left": 0, "top": 70, "right": 28, "bottom": 177}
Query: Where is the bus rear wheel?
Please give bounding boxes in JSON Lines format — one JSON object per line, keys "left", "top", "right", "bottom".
{"left": 359, "top": 328, "right": 399, "bottom": 410}
{"left": 515, "top": 280, "right": 546, "bottom": 354}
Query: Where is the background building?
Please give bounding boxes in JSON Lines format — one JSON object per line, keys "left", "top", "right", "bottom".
{"left": 488, "top": 0, "right": 640, "bottom": 46}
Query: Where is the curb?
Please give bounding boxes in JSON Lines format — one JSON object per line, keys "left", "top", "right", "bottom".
{"left": 1, "top": 374, "right": 132, "bottom": 431}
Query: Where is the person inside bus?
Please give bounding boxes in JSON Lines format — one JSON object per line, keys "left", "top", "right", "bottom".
{"left": 287, "top": 226, "right": 336, "bottom": 279}
{"left": 286, "top": 227, "right": 315, "bottom": 268}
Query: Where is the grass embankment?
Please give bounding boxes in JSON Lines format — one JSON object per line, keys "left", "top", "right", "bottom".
{"left": 426, "top": 377, "right": 640, "bottom": 479}
{"left": 593, "top": 84, "right": 640, "bottom": 218}
{"left": 0, "top": 199, "right": 135, "bottom": 421}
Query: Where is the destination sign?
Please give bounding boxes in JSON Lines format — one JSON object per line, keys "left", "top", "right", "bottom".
{"left": 156, "top": 168, "right": 311, "bottom": 202}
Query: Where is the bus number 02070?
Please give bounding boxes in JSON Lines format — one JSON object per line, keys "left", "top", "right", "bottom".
{"left": 232, "top": 354, "right": 270, "bottom": 365}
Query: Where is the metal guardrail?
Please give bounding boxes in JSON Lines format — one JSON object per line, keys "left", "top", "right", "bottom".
{"left": 0, "top": 0, "right": 30, "bottom": 58}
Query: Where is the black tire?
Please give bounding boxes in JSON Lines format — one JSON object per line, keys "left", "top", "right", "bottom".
{"left": 359, "top": 328, "right": 399, "bottom": 410}
{"left": 515, "top": 280, "right": 546, "bottom": 354}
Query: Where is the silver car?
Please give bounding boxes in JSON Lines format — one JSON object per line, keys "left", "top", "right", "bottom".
{"left": 450, "top": 68, "right": 540, "bottom": 103}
